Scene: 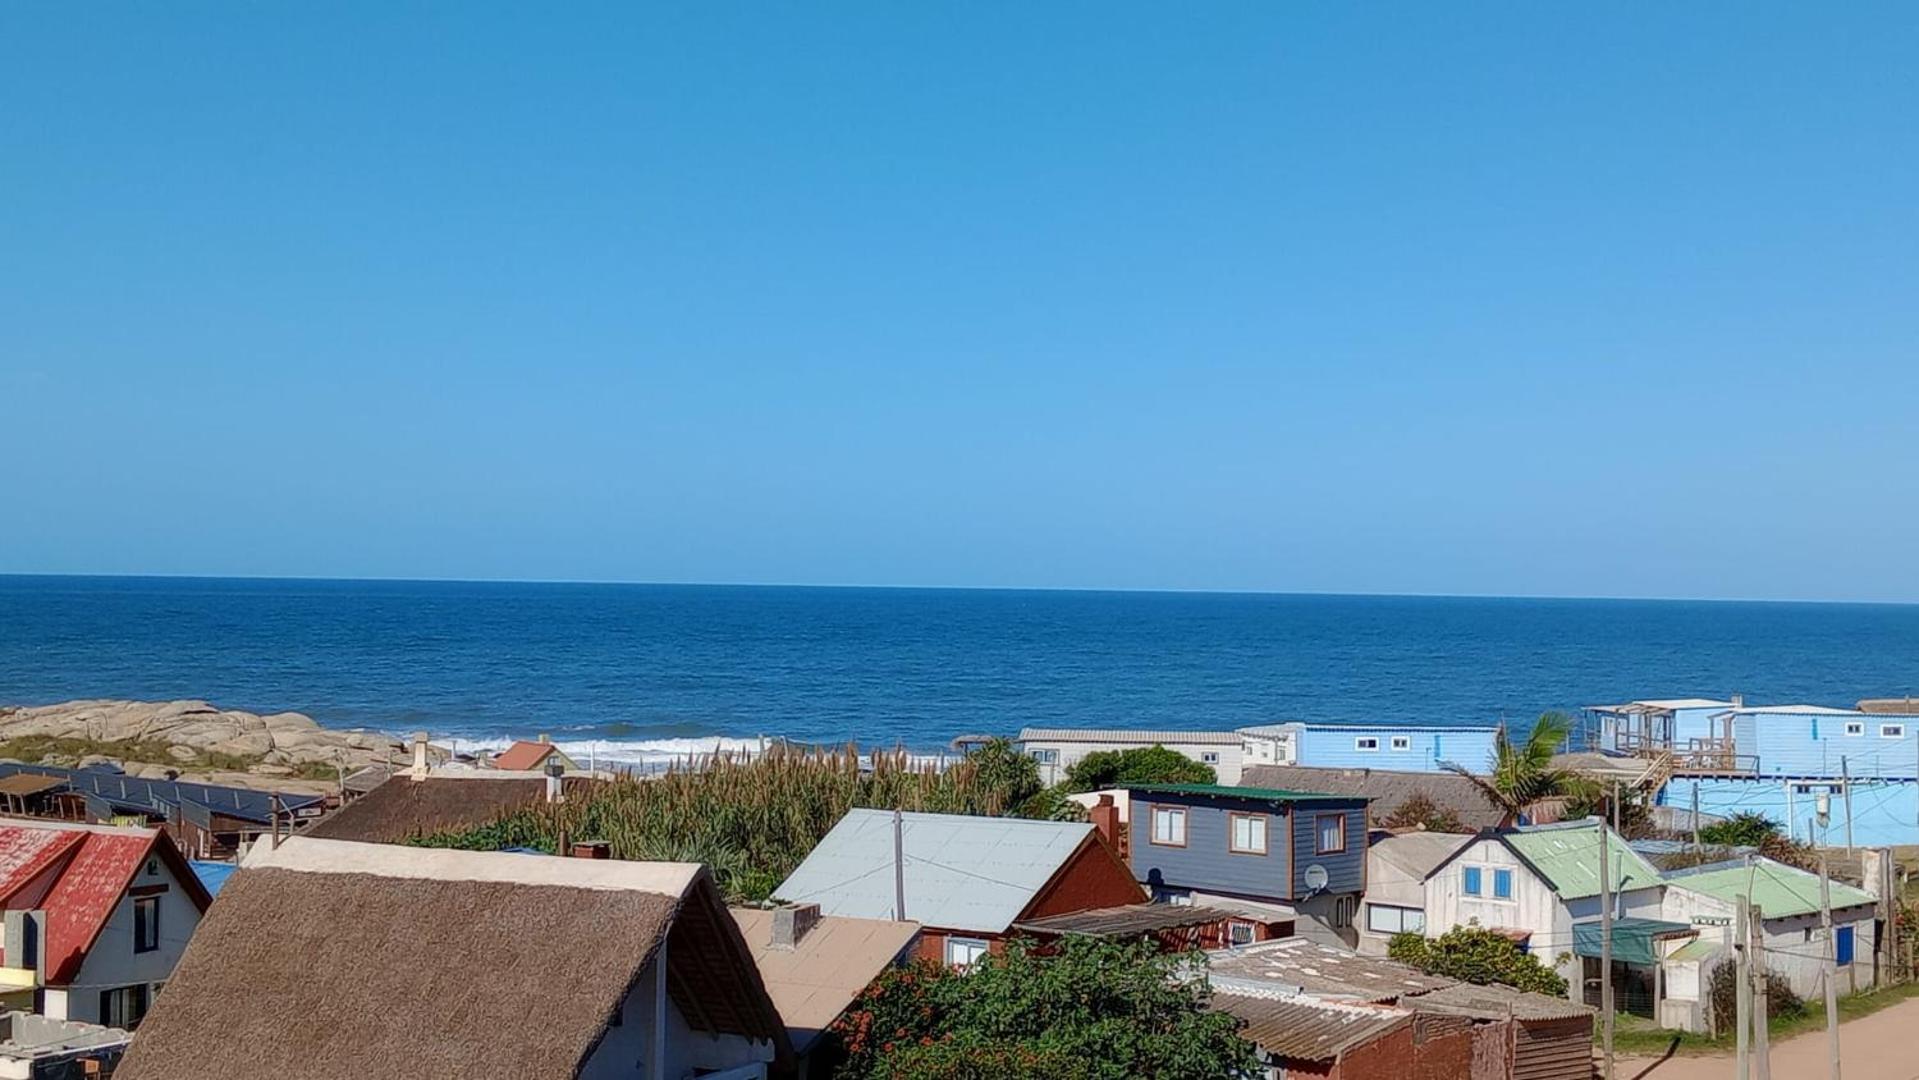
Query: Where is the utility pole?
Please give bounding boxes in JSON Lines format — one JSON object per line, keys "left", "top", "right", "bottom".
{"left": 1600, "top": 818, "right": 1614, "bottom": 1080}
{"left": 1692, "top": 785, "right": 1702, "bottom": 853}
{"left": 1736, "top": 892, "right": 1751, "bottom": 1080}
{"left": 1840, "top": 757, "right": 1855, "bottom": 853}
{"left": 1752, "top": 899, "right": 1772, "bottom": 1080}
{"left": 1612, "top": 781, "right": 1622, "bottom": 835}
{"left": 1820, "top": 853, "right": 1842, "bottom": 1080}
{"left": 893, "top": 807, "right": 906, "bottom": 922}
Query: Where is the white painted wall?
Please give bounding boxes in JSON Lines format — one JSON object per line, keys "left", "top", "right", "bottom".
{"left": 578, "top": 953, "right": 776, "bottom": 1080}
{"left": 1022, "top": 737, "right": 1243, "bottom": 785}
{"left": 1660, "top": 883, "right": 1878, "bottom": 1000}
{"left": 63, "top": 853, "right": 201, "bottom": 1025}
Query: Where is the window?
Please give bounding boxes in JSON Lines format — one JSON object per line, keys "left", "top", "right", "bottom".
{"left": 1845, "top": 722, "right": 1865, "bottom": 736}
{"left": 945, "top": 937, "right": 990, "bottom": 969}
{"left": 133, "top": 897, "right": 159, "bottom": 954}
{"left": 1367, "top": 904, "right": 1426, "bottom": 935}
{"left": 1228, "top": 921, "right": 1257, "bottom": 946}
{"left": 1390, "top": 735, "right": 1411, "bottom": 751}
{"left": 1316, "top": 813, "right": 1347, "bottom": 854}
{"left": 1463, "top": 866, "right": 1483, "bottom": 896}
{"left": 145, "top": 859, "right": 159, "bottom": 877}
{"left": 1150, "top": 805, "right": 1187, "bottom": 847}
{"left": 1493, "top": 868, "right": 1514, "bottom": 900}
{"left": 1200, "top": 751, "right": 1220, "bottom": 764}
{"left": 1354, "top": 737, "right": 1379, "bottom": 752}
{"left": 1029, "top": 748, "right": 1059, "bottom": 764}
{"left": 1883, "top": 724, "right": 1906, "bottom": 739}
{"left": 1837, "top": 926, "right": 1855, "bottom": 966}
{"left": 99, "top": 985, "right": 151, "bottom": 1029}
{"left": 1229, "top": 813, "right": 1268, "bottom": 855}
{"left": 1332, "top": 895, "right": 1356, "bottom": 929}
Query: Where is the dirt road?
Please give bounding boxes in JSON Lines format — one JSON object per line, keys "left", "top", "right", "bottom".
{"left": 1616, "top": 997, "right": 1919, "bottom": 1080}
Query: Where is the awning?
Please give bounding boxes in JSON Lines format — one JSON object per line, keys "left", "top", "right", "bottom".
{"left": 1574, "top": 918, "right": 1695, "bottom": 967}
{"left": 0, "top": 774, "right": 68, "bottom": 797}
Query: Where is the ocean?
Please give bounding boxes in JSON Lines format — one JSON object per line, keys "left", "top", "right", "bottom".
{"left": 3, "top": 575, "right": 1917, "bottom": 767}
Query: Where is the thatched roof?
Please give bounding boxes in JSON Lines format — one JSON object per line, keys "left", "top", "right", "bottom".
{"left": 115, "top": 839, "right": 788, "bottom": 1080}
{"left": 305, "top": 774, "right": 590, "bottom": 843}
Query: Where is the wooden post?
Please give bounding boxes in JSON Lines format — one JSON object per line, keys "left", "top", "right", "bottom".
{"left": 1692, "top": 785, "right": 1702, "bottom": 853}
{"left": 1601, "top": 818, "right": 1614, "bottom": 1080}
{"left": 1736, "top": 893, "right": 1751, "bottom": 1080}
{"left": 1752, "top": 901, "right": 1772, "bottom": 1080}
{"left": 1820, "top": 853, "right": 1841, "bottom": 1080}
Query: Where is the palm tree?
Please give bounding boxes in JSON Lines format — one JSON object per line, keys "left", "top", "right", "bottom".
{"left": 1441, "top": 711, "right": 1595, "bottom": 825}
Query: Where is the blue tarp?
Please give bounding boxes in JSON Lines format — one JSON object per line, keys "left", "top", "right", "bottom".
{"left": 190, "top": 860, "right": 238, "bottom": 897}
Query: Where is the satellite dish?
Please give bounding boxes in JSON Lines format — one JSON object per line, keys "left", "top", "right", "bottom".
{"left": 1303, "top": 864, "right": 1330, "bottom": 892}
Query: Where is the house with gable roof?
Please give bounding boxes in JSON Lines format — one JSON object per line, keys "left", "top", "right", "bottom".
{"left": 0, "top": 820, "right": 211, "bottom": 1028}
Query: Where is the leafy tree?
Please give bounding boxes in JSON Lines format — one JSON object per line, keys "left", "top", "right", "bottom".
{"left": 1708, "top": 958, "right": 1803, "bottom": 1032}
{"left": 964, "top": 737, "right": 1043, "bottom": 813}
{"left": 1380, "top": 790, "right": 1467, "bottom": 832}
{"left": 1063, "top": 745, "right": 1215, "bottom": 792}
{"left": 1441, "top": 712, "right": 1594, "bottom": 823}
{"left": 1388, "top": 925, "right": 1569, "bottom": 997}
{"left": 1698, "top": 811, "right": 1781, "bottom": 848}
{"left": 830, "top": 938, "right": 1257, "bottom": 1080}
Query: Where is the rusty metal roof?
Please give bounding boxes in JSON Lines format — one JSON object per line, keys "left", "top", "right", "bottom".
{"left": 1012, "top": 902, "right": 1236, "bottom": 938}
{"left": 1212, "top": 993, "right": 1410, "bottom": 1061}
{"left": 0, "top": 774, "right": 70, "bottom": 797}
{"left": 1407, "top": 981, "right": 1596, "bottom": 1022}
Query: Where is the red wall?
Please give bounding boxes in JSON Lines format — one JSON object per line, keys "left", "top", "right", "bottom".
{"left": 1019, "top": 837, "right": 1148, "bottom": 920}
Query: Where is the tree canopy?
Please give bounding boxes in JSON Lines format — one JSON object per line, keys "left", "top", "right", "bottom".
{"left": 1440, "top": 711, "right": 1592, "bottom": 822}
{"left": 830, "top": 938, "right": 1257, "bottom": 1080}
{"left": 1063, "top": 744, "right": 1216, "bottom": 792}
{"left": 1388, "top": 924, "right": 1568, "bottom": 997}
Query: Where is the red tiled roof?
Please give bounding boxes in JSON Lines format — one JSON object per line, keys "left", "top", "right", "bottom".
{"left": 0, "top": 823, "right": 210, "bottom": 984}
{"left": 492, "top": 742, "right": 559, "bottom": 771}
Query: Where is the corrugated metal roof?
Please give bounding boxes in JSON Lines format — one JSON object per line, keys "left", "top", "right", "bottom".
{"left": 1207, "top": 939, "right": 1452, "bottom": 1002}
{"left": 1016, "top": 728, "right": 1244, "bottom": 746}
{"left": 1243, "top": 766, "right": 1508, "bottom": 830}
{"left": 0, "top": 764, "right": 323, "bottom": 825}
{"left": 1663, "top": 858, "right": 1877, "bottom": 918}
{"left": 1666, "top": 938, "right": 1725, "bottom": 964}
{"left": 1128, "top": 783, "right": 1362, "bottom": 804}
{"left": 1731, "top": 705, "right": 1860, "bottom": 715}
{"left": 1012, "top": 902, "right": 1236, "bottom": 938}
{"left": 1408, "top": 982, "right": 1595, "bottom": 1021}
{"left": 0, "top": 821, "right": 195, "bottom": 984}
{"left": 1504, "top": 820, "right": 1660, "bottom": 900}
{"left": 1212, "top": 993, "right": 1410, "bottom": 1061}
{"left": 1573, "top": 918, "right": 1693, "bottom": 966}
{"left": 773, "top": 809, "right": 1097, "bottom": 933}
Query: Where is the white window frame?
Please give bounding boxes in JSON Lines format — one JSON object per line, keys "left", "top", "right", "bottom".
{"left": 1029, "top": 748, "right": 1060, "bottom": 764}
{"left": 1882, "top": 724, "right": 1906, "bottom": 738}
{"left": 1491, "top": 867, "right": 1515, "bottom": 901}
{"left": 1354, "top": 737, "right": 1379, "bottom": 752}
{"left": 1367, "top": 903, "right": 1427, "bottom": 935}
{"left": 1229, "top": 812, "right": 1268, "bottom": 855}
{"left": 1227, "top": 921, "right": 1257, "bottom": 946}
{"left": 1150, "top": 805, "right": 1187, "bottom": 847}
{"left": 1389, "top": 735, "right": 1411, "bottom": 751}
{"left": 1315, "top": 812, "right": 1347, "bottom": 854}
{"left": 1200, "top": 751, "right": 1220, "bottom": 764}
{"left": 1844, "top": 722, "right": 1865, "bottom": 736}
{"left": 945, "top": 937, "right": 990, "bottom": 969}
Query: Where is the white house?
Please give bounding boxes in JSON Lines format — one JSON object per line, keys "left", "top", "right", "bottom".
{"left": 1422, "top": 819, "right": 1680, "bottom": 1003}
{"left": 0, "top": 820, "right": 211, "bottom": 1028}
{"left": 1359, "top": 831, "right": 1473, "bottom": 955}
{"left": 1015, "top": 729, "right": 1245, "bottom": 785}
{"left": 1657, "top": 857, "right": 1878, "bottom": 1024}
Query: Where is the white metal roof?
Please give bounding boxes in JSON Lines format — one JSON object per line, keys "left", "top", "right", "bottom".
{"left": 1729, "top": 705, "right": 1860, "bottom": 716}
{"left": 1016, "top": 728, "right": 1243, "bottom": 746}
{"left": 773, "top": 809, "right": 1098, "bottom": 933}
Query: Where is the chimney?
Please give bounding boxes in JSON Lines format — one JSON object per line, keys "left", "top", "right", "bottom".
{"left": 409, "top": 732, "right": 430, "bottom": 781}
{"left": 771, "top": 903, "right": 822, "bottom": 949}
{"left": 1090, "top": 794, "right": 1120, "bottom": 851}
{"left": 571, "top": 840, "right": 611, "bottom": 860}
{"left": 538, "top": 733, "right": 551, "bottom": 744}
{"left": 1731, "top": 693, "right": 1745, "bottom": 709}
{"left": 3, "top": 910, "right": 46, "bottom": 981}
{"left": 545, "top": 759, "right": 565, "bottom": 803}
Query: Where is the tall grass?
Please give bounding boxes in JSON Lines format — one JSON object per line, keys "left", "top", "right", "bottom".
{"left": 412, "top": 745, "right": 1029, "bottom": 901}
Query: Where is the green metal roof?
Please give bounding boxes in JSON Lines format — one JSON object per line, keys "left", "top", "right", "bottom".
{"left": 1666, "top": 938, "right": 1724, "bottom": 963}
{"left": 1665, "top": 860, "right": 1877, "bottom": 918}
{"left": 1503, "top": 821, "right": 1660, "bottom": 900}
{"left": 1126, "top": 783, "right": 1366, "bottom": 803}
{"left": 1574, "top": 918, "right": 1695, "bottom": 966}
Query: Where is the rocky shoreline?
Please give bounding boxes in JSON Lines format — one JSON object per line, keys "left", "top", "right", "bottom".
{"left": 0, "top": 699, "right": 407, "bottom": 794}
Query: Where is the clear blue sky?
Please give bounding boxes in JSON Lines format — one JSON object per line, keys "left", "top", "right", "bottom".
{"left": 3, "top": 4, "right": 1915, "bottom": 601}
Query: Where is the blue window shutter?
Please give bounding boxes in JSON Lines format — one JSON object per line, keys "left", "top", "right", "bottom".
{"left": 1493, "top": 868, "right": 1513, "bottom": 899}
{"left": 1837, "top": 926, "right": 1855, "bottom": 966}
{"left": 1463, "top": 867, "right": 1482, "bottom": 895}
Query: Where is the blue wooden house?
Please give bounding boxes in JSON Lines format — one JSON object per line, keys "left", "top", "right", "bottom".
{"left": 1238, "top": 722, "right": 1500, "bottom": 774}
{"left": 1123, "top": 782, "right": 1370, "bottom": 948}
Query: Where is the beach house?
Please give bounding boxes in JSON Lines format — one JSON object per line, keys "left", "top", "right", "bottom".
{"left": 773, "top": 809, "right": 1146, "bottom": 967}
{"left": 113, "top": 836, "right": 789, "bottom": 1080}
{"left": 1422, "top": 819, "right": 1689, "bottom": 1012}
{"left": 1015, "top": 728, "right": 1248, "bottom": 785}
{"left": 489, "top": 734, "right": 580, "bottom": 773}
{"left": 1357, "top": 831, "right": 1474, "bottom": 955}
{"left": 1238, "top": 723, "right": 1502, "bottom": 775}
{"left": 0, "top": 821, "right": 212, "bottom": 1029}
{"left": 1123, "top": 783, "right": 1371, "bottom": 947}
{"left": 730, "top": 904, "right": 919, "bottom": 1078}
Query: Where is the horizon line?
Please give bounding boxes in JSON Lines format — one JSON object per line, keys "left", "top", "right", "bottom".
{"left": 1, "top": 570, "right": 1914, "bottom": 608}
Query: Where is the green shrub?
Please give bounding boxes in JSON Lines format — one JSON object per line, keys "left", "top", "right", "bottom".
{"left": 1063, "top": 745, "right": 1215, "bottom": 792}
{"left": 1389, "top": 924, "right": 1568, "bottom": 996}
